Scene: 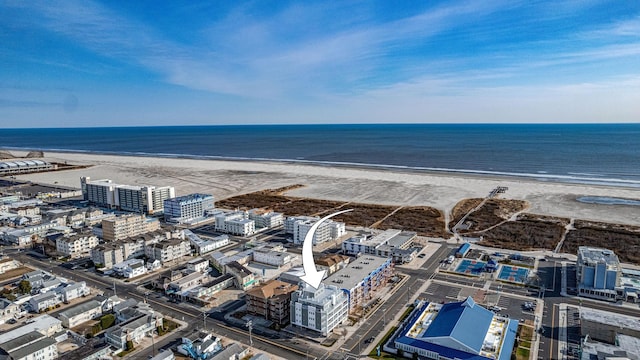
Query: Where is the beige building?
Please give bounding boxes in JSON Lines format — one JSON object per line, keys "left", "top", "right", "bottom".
{"left": 56, "top": 233, "right": 99, "bottom": 258}
{"left": 91, "top": 243, "right": 125, "bottom": 270}
{"left": 246, "top": 280, "right": 298, "bottom": 326}
{"left": 101, "top": 214, "right": 160, "bottom": 241}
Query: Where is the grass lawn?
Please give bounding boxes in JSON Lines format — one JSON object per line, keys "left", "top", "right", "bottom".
{"left": 369, "top": 326, "right": 399, "bottom": 359}
{"left": 515, "top": 346, "right": 530, "bottom": 360}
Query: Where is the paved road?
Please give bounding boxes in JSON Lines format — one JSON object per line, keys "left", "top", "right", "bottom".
{"left": 16, "top": 254, "right": 321, "bottom": 360}
{"left": 340, "top": 244, "right": 453, "bottom": 356}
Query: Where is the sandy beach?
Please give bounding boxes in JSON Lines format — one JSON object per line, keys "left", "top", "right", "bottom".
{"left": 10, "top": 151, "right": 640, "bottom": 226}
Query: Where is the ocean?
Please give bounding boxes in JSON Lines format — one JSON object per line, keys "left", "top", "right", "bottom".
{"left": 1, "top": 123, "right": 640, "bottom": 187}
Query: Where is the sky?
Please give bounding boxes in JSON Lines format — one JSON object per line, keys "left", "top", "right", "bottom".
{"left": 1, "top": 0, "right": 640, "bottom": 127}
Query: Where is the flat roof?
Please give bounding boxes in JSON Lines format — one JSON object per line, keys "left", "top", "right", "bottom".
{"left": 324, "top": 255, "right": 390, "bottom": 290}
{"left": 0, "top": 315, "right": 61, "bottom": 344}
{"left": 578, "top": 246, "right": 620, "bottom": 266}
{"left": 581, "top": 306, "right": 640, "bottom": 332}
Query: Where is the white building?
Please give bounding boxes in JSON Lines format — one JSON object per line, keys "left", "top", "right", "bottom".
{"left": 0, "top": 331, "right": 58, "bottom": 360}
{"left": 56, "top": 233, "right": 99, "bottom": 258}
{"left": 215, "top": 211, "right": 256, "bottom": 236}
{"left": 28, "top": 292, "right": 62, "bottom": 313}
{"left": 0, "top": 298, "right": 22, "bottom": 325}
{"left": 164, "top": 193, "right": 215, "bottom": 223}
{"left": 113, "top": 259, "right": 147, "bottom": 279}
{"left": 291, "top": 283, "right": 349, "bottom": 336}
{"left": 577, "top": 246, "right": 622, "bottom": 301}
{"left": 187, "top": 258, "right": 210, "bottom": 273}
{"left": 286, "top": 216, "right": 345, "bottom": 245}
{"left": 184, "top": 230, "right": 229, "bottom": 255}
{"left": 248, "top": 209, "right": 284, "bottom": 229}
{"left": 81, "top": 177, "right": 175, "bottom": 214}
{"left": 253, "top": 244, "right": 294, "bottom": 267}
{"left": 342, "top": 229, "right": 416, "bottom": 258}
{"left": 59, "top": 281, "right": 90, "bottom": 302}
{"left": 57, "top": 300, "right": 102, "bottom": 328}
{"left": 0, "top": 314, "right": 62, "bottom": 342}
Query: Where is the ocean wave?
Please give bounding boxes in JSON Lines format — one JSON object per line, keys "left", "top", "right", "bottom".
{"left": 3, "top": 146, "right": 640, "bottom": 188}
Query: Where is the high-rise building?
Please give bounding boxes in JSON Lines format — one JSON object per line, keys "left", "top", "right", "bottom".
{"left": 577, "top": 246, "right": 621, "bottom": 301}
{"left": 80, "top": 177, "right": 175, "bottom": 214}
{"left": 290, "top": 283, "right": 348, "bottom": 336}
{"left": 164, "top": 193, "right": 215, "bottom": 223}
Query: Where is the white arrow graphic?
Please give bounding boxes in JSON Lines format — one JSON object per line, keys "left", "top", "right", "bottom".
{"left": 300, "top": 209, "right": 353, "bottom": 289}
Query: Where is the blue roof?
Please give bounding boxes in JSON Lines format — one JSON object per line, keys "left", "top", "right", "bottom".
{"left": 395, "top": 298, "right": 519, "bottom": 359}
{"left": 423, "top": 297, "right": 493, "bottom": 353}
{"left": 457, "top": 242, "right": 471, "bottom": 254}
{"left": 498, "top": 319, "right": 519, "bottom": 360}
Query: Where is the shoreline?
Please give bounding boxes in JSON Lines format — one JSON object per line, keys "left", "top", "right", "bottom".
{"left": 3, "top": 147, "right": 640, "bottom": 190}
{"left": 6, "top": 150, "right": 640, "bottom": 226}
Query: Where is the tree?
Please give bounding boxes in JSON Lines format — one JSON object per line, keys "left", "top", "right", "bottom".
{"left": 100, "top": 314, "right": 116, "bottom": 329}
{"left": 18, "top": 280, "right": 31, "bottom": 295}
{"left": 126, "top": 340, "right": 134, "bottom": 351}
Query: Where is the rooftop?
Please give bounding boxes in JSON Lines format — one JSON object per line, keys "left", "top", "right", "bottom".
{"left": 578, "top": 246, "right": 620, "bottom": 267}
{"left": 397, "top": 298, "right": 518, "bottom": 360}
{"left": 324, "top": 255, "right": 390, "bottom": 290}
{"left": 58, "top": 299, "right": 101, "bottom": 319}
{"left": 166, "top": 193, "right": 213, "bottom": 202}
{"left": 227, "top": 261, "right": 253, "bottom": 276}
{"left": 0, "top": 315, "right": 61, "bottom": 344}
{"left": 581, "top": 306, "right": 640, "bottom": 332}
{"left": 246, "top": 279, "right": 298, "bottom": 300}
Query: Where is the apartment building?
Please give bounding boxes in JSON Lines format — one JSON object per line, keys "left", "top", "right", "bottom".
{"left": 246, "top": 280, "right": 298, "bottom": 326}
{"left": 56, "top": 233, "right": 99, "bottom": 258}
{"left": 81, "top": 177, "right": 175, "bottom": 214}
{"left": 164, "top": 193, "right": 215, "bottom": 223}
{"left": 226, "top": 261, "right": 257, "bottom": 290}
{"left": 145, "top": 239, "right": 191, "bottom": 264}
{"left": 342, "top": 229, "right": 417, "bottom": 261}
{"left": 101, "top": 214, "right": 160, "bottom": 241}
{"left": 214, "top": 211, "right": 256, "bottom": 236}
{"left": 91, "top": 243, "right": 125, "bottom": 270}
{"left": 253, "top": 244, "right": 294, "bottom": 267}
{"left": 316, "top": 254, "right": 350, "bottom": 276}
{"left": 324, "top": 255, "right": 393, "bottom": 313}
{"left": 285, "top": 216, "right": 345, "bottom": 245}
{"left": 290, "top": 283, "right": 349, "bottom": 336}
{"left": 248, "top": 209, "right": 284, "bottom": 229}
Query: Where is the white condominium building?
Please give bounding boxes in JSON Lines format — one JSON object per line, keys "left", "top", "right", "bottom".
{"left": 286, "top": 216, "right": 345, "bottom": 245}
{"left": 291, "top": 283, "right": 348, "bottom": 336}
{"left": 215, "top": 211, "right": 256, "bottom": 236}
{"left": 248, "top": 209, "right": 284, "bottom": 229}
{"left": 56, "top": 233, "right": 99, "bottom": 258}
{"left": 164, "top": 193, "right": 215, "bottom": 223}
{"left": 81, "top": 177, "right": 175, "bottom": 214}
{"left": 101, "top": 214, "right": 160, "bottom": 241}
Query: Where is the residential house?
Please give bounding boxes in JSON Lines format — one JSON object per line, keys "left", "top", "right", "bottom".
{"left": 0, "top": 298, "right": 22, "bottom": 324}
{"left": 63, "top": 338, "right": 113, "bottom": 360}
{"left": 58, "top": 281, "right": 90, "bottom": 303}
{"left": 105, "top": 311, "right": 163, "bottom": 350}
{"left": 28, "top": 292, "right": 62, "bottom": 313}
{"left": 210, "top": 343, "right": 249, "bottom": 360}
{"left": 0, "top": 331, "right": 58, "bottom": 360}
{"left": 57, "top": 300, "right": 102, "bottom": 328}
{"left": 113, "top": 259, "right": 147, "bottom": 279}
{"left": 177, "top": 332, "right": 222, "bottom": 359}
{"left": 316, "top": 254, "right": 350, "bottom": 275}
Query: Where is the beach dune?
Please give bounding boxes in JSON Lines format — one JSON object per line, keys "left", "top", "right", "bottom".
{"left": 12, "top": 151, "right": 640, "bottom": 226}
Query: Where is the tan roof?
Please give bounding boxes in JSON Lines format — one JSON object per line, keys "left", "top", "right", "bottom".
{"left": 246, "top": 279, "right": 298, "bottom": 300}
{"left": 316, "top": 254, "right": 350, "bottom": 267}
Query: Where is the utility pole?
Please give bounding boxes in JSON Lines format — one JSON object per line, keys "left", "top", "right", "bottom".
{"left": 246, "top": 320, "right": 253, "bottom": 347}
{"left": 203, "top": 311, "right": 207, "bottom": 331}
